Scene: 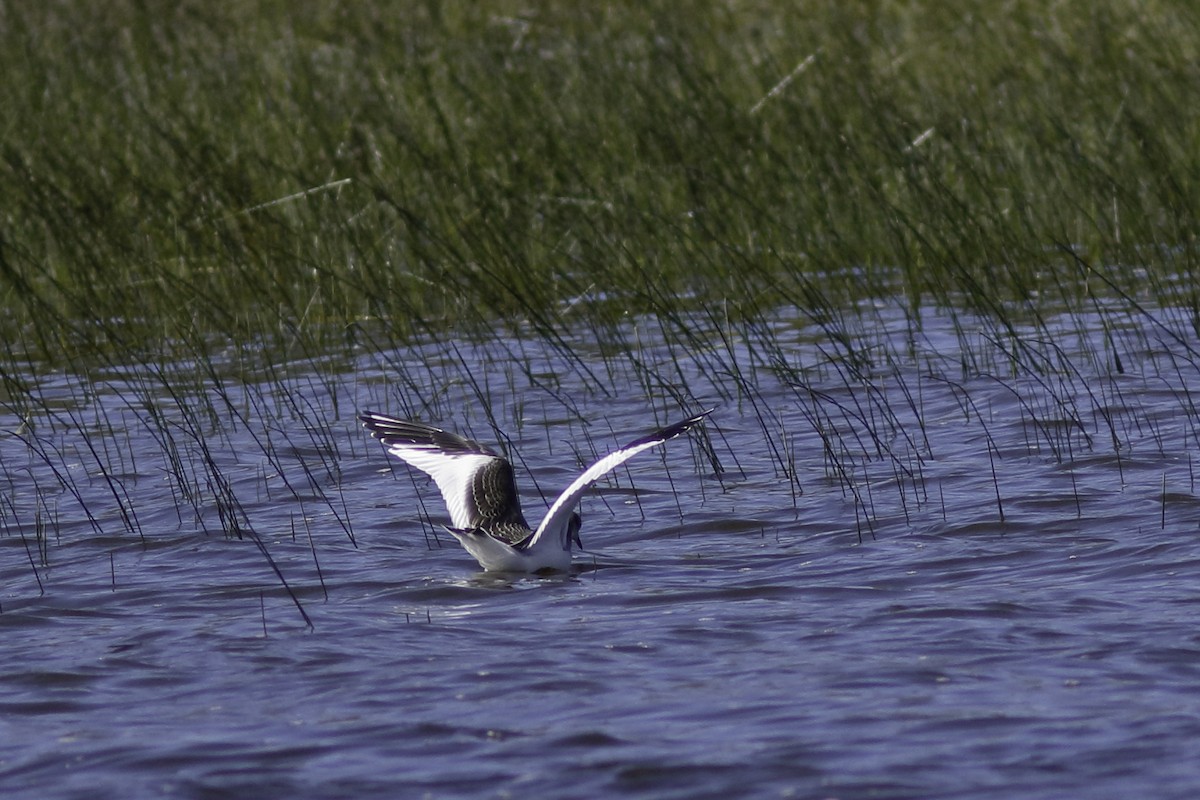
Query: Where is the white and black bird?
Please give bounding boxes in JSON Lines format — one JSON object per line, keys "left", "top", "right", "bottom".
{"left": 358, "top": 409, "right": 712, "bottom": 572}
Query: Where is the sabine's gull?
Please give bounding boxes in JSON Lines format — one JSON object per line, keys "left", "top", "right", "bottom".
{"left": 358, "top": 409, "right": 712, "bottom": 572}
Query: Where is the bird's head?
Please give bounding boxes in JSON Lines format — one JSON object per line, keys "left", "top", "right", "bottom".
{"left": 566, "top": 511, "right": 583, "bottom": 551}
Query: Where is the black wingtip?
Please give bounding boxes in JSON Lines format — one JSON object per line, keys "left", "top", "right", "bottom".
{"left": 629, "top": 407, "right": 714, "bottom": 447}
{"left": 667, "top": 407, "right": 715, "bottom": 437}
{"left": 358, "top": 410, "right": 387, "bottom": 427}
{"left": 357, "top": 410, "right": 419, "bottom": 442}
{"left": 358, "top": 410, "right": 398, "bottom": 437}
{"left": 358, "top": 411, "right": 498, "bottom": 457}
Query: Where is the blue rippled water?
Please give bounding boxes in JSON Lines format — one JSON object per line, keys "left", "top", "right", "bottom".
{"left": 3, "top": 303, "right": 1200, "bottom": 798}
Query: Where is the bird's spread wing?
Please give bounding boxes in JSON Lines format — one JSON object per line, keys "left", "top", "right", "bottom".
{"left": 359, "top": 412, "right": 528, "bottom": 530}
{"left": 529, "top": 409, "right": 712, "bottom": 546}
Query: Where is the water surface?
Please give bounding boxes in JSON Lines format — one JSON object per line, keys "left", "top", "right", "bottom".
{"left": 3, "top": 302, "right": 1200, "bottom": 798}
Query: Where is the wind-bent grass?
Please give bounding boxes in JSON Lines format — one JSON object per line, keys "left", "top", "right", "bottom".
{"left": 2, "top": 1, "right": 1200, "bottom": 364}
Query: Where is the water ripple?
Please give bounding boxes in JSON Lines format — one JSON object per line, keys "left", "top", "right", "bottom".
{"left": 5, "top": 304, "right": 1200, "bottom": 797}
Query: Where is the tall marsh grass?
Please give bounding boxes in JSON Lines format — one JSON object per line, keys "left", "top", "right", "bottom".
{"left": 3, "top": 1, "right": 1199, "bottom": 363}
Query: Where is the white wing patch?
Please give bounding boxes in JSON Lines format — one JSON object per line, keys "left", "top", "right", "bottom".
{"left": 380, "top": 442, "right": 499, "bottom": 529}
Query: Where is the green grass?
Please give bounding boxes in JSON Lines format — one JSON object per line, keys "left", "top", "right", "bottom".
{"left": 3, "top": 0, "right": 1200, "bottom": 365}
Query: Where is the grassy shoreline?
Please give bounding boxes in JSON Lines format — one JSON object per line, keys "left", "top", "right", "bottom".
{"left": 2, "top": 1, "right": 1199, "bottom": 365}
